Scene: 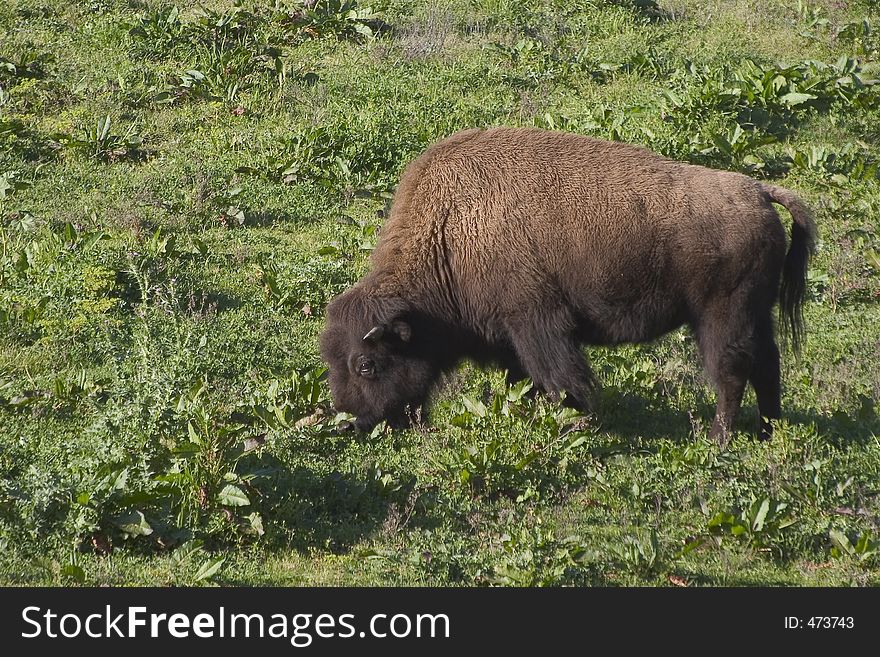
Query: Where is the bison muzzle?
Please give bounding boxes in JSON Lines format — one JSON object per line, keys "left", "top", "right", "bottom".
{"left": 320, "top": 127, "right": 816, "bottom": 441}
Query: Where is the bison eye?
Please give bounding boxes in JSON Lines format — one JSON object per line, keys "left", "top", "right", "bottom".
{"left": 358, "top": 358, "right": 376, "bottom": 378}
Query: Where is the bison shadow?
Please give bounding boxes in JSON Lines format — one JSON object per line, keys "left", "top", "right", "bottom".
{"left": 244, "top": 452, "right": 427, "bottom": 554}
{"left": 597, "top": 389, "right": 703, "bottom": 444}
{"left": 596, "top": 387, "right": 880, "bottom": 448}
{"left": 783, "top": 406, "right": 880, "bottom": 447}
{"left": 235, "top": 396, "right": 877, "bottom": 556}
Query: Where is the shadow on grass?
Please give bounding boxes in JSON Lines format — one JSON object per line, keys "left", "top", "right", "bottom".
{"left": 598, "top": 390, "right": 703, "bottom": 444}
{"left": 785, "top": 407, "right": 880, "bottom": 447}
{"left": 112, "top": 270, "right": 242, "bottom": 316}
{"left": 226, "top": 393, "right": 879, "bottom": 561}
{"left": 0, "top": 120, "right": 60, "bottom": 162}
{"left": 249, "top": 455, "right": 426, "bottom": 555}
{"left": 594, "top": 389, "right": 880, "bottom": 448}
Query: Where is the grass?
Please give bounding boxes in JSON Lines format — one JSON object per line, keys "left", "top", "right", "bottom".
{"left": 0, "top": 0, "right": 879, "bottom": 586}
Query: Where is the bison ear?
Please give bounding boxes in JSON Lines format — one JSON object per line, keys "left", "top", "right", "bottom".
{"left": 391, "top": 320, "right": 411, "bottom": 342}
{"left": 362, "top": 325, "right": 384, "bottom": 342}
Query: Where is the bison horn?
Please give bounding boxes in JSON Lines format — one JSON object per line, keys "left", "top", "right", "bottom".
{"left": 362, "top": 326, "right": 384, "bottom": 342}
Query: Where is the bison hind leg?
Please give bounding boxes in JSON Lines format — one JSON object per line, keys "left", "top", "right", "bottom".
{"left": 505, "top": 310, "right": 598, "bottom": 413}
{"left": 695, "top": 300, "right": 765, "bottom": 446}
{"left": 748, "top": 315, "right": 781, "bottom": 441}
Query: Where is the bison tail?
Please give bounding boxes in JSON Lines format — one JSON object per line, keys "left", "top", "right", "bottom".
{"left": 761, "top": 183, "right": 817, "bottom": 353}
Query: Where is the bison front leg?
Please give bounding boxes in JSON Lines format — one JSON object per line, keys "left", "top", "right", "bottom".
{"left": 505, "top": 310, "right": 597, "bottom": 413}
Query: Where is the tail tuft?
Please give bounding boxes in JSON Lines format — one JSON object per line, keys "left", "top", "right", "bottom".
{"left": 761, "top": 184, "right": 816, "bottom": 352}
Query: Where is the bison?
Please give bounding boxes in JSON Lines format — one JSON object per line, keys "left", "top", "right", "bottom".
{"left": 319, "top": 127, "right": 815, "bottom": 441}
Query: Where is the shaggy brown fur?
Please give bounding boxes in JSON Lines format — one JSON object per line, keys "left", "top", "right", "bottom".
{"left": 320, "top": 127, "right": 816, "bottom": 440}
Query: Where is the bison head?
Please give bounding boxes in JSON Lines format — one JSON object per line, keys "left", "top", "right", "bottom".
{"left": 319, "top": 287, "right": 437, "bottom": 431}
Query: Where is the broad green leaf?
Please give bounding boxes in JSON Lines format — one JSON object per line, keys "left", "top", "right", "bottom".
{"left": 778, "top": 517, "right": 798, "bottom": 529}
{"left": 507, "top": 379, "right": 534, "bottom": 402}
{"left": 461, "top": 395, "right": 487, "bottom": 417}
{"left": 194, "top": 556, "right": 225, "bottom": 582}
{"left": 708, "top": 512, "right": 732, "bottom": 529}
{"left": 854, "top": 533, "right": 873, "bottom": 555}
{"left": 61, "top": 564, "right": 85, "bottom": 583}
{"left": 83, "top": 231, "right": 109, "bottom": 251}
{"left": 273, "top": 404, "right": 291, "bottom": 428}
{"left": 98, "top": 115, "right": 112, "bottom": 142}
{"left": 781, "top": 92, "right": 817, "bottom": 106}
{"left": 661, "top": 88, "right": 683, "bottom": 107}
{"left": 113, "top": 510, "right": 153, "bottom": 537}
{"left": 187, "top": 421, "right": 202, "bottom": 445}
{"left": 109, "top": 467, "right": 129, "bottom": 492}
{"left": 63, "top": 221, "right": 77, "bottom": 244}
{"left": 752, "top": 498, "right": 770, "bottom": 532}
{"left": 677, "top": 538, "right": 706, "bottom": 557}
{"left": 515, "top": 452, "right": 540, "bottom": 470}
{"left": 0, "top": 173, "right": 12, "bottom": 198}
{"left": 217, "top": 484, "right": 250, "bottom": 506}
{"left": 829, "top": 529, "right": 853, "bottom": 555}
{"left": 247, "top": 512, "right": 264, "bottom": 536}
{"left": 170, "top": 540, "right": 205, "bottom": 567}
{"left": 565, "top": 435, "right": 590, "bottom": 450}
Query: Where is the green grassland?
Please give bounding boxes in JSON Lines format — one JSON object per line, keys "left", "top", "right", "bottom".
{"left": 1, "top": 0, "right": 879, "bottom": 586}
